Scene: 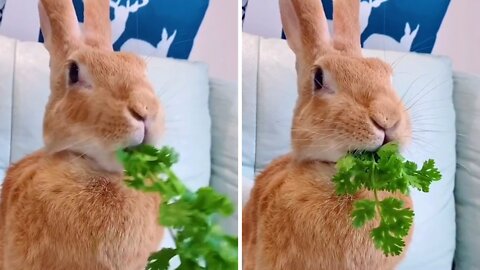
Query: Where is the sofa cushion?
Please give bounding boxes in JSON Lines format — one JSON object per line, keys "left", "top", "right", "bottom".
{"left": 0, "top": 34, "right": 211, "bottom": 192}
{"left": 209, "top": 78, "right": 238, "bottom": 236}
{"left": 453, "top": 72, "right": 480, "bottom": 270}
{"left": 242, "top": 32, "right": 456, "bottom": 269}
{"left": 0, "top": 34, "right": 14, "bottom": 182}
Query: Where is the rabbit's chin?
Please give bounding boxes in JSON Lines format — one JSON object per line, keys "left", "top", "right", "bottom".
{"left": 72, "top": 142, "right": 125, "bottom": 173}
{"left": 44, "top": 139, "right": 123, "bottom": 173}
{"left": 295, "top": 139, "right": 385, "bottom": 163}
{"left": 86, "top": 151, "right": 124, "bottom": 173}
{"left": 296, "top": 147, "right": 346, "bottom": 163}
{"left": 70, "top": 135, "right": 163, "bottom": 173}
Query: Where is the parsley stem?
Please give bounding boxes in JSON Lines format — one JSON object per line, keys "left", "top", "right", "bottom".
{"left": 333, "top": 142, "right": 440, "bottom": 256}
{"left": 371, "top": 160, "right": 381, "bottom": 216}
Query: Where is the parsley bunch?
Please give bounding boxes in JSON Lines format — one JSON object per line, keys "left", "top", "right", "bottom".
{"left": 332, "top": 142, "right": 441, "bottom": 256}
{"left": 117, "top": 145, "right": 238, "bottom": 270}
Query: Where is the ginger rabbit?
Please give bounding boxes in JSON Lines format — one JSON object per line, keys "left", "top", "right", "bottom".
{"left": 243, "top": 0, "right": 413, "bottom": 269}
{"left": 0, "top": 0, "right": 164, "bottom": 269}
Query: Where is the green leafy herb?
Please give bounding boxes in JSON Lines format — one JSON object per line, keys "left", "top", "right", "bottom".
{"left": 117, "top": 145, "right": 238, "bottom": 270}
{"left": 332, "top": 142, "right": 441, "bottom": 256}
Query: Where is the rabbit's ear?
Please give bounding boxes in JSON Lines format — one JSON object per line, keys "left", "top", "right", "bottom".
{"left": 83, "top": 0, "right": 112, "bottom": 51}
{"left": 279, "top": 0, "right": 331, "bottom": 61}
{"left": 411, "top": 24, "right": 420, "bottom": 37}
{"left": 39, "top": 0, "right": 82, "bottom": 62}
{"left": 332, "top": 0, "right": 362, "bottom": 56}
{"left": 404, "top": 23, "right": 411, "bottom": 35}
{"left": 161, "top": 28, "right": 168, "bottom": 41}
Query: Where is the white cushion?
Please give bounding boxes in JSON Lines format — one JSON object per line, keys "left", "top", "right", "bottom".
{"left": 0, "top": 34, "right": 212, "bottom": 192}
{"left": 242, "top": 33, "right": 456, "bottom": 269}
{"left": 209, "top": 79, "right": 238, "bottom": 235}
{"left": 453, "top": 72, "right": 480, "bottom": 270}
{"left": 0, "top": 34, "right": 14, "bottom": 182}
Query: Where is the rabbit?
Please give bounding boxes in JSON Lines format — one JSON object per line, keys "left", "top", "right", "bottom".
{"left": 242, "top": 0, "right": 413, "bottom": 269}
{"left": 0, "top": 0, "right": 165, "bottom": 269}
{"left": 364, "top": 22, "right": 420, "bottom": 52}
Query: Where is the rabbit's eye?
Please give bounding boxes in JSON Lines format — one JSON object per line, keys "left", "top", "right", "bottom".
{"left": 313, "top": 68, "right": 324, "bottom": 90}
{"left": 68, "top": 62, "right": 79, "bottom": 84}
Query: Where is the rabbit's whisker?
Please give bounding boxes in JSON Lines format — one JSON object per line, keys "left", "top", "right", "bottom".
{"left": 399, "top": 74, "right": 428, "bottom": 103}
{"left": 402, "top": 74, "right": 440, "bottom": 108}
{"left": 405, "top": 79, "right": 451, "bottom": 112}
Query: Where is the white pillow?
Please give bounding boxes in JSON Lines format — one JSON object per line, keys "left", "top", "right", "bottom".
{"left": 453, "top": 72, "right": 480, "bottom": 270}
{"left": 0, "top": 35, "right": 14, "bottom": 181}
{"left": 242, "top": 33, "right": 456, "bottom": 269}
{"left": 209, "top": 78, "right": 238, "bottom": 236}
{"left": 0, "top": 34, "right": 212, "bottom": 192}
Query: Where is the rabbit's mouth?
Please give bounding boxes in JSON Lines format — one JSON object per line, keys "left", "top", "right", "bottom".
{"left": 124, "top": 107, "right": 164, "bottom": 148}
{"left": 122, "top": 136, "right": 150, "bottom": 152}
{"left": 125, "top": 124, "right": 161, "bottom": 149}
{"left": 126, "top": 125, "right": 146, "bottom": 147}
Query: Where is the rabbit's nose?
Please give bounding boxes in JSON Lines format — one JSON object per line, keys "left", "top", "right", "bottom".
{"left": 372, "top": 117, "right": 400, "bottom": 131}
{"left": 370, "top": 113, "right": 399, "bottom": 130}
{"left": 371, "top": 116, "right": 400, "bottom": 145}
{"left": 371, "top": 117, "right": 386, "bottom": 132}
{"left": 128, "top": 106, "right": 147, "bottom": 122}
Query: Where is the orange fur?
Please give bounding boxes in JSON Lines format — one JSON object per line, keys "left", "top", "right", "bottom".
{"left": 0, "top": 152, "right": 162, "bottom": 269}
{"left": 243, "top": 157, "right": 412, "bottom": 270}
{"left": 0, "top": 0, "right": 164, "bottom": 268}
{"left": 243, "top": 0, "right": 413, "bottom": 269}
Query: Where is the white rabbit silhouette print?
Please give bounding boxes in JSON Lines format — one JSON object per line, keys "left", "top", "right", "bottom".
{"left": 121, "top": 28, "right": 177, "bottom": 58}
{"left": 110, "top": 0, "right": 150, "bottom": 43}
{"left": 360, "top": 0, "right": 389, "bottom": 33}
{"left": 325, "top": 0, "right": 390, "bottom": 38}
{"left": 364, "top": 22, "right": 420, "bottom": 52}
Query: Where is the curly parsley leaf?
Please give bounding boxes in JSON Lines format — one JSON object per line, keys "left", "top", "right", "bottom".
{"left": 333, "top": 142, "right": 441, "bottom": 256}
{"left": 405, "top": 159, "right": 442, "bottom": 192}
{"left": 117, "top": 145, "right": 238, "bottom": 270}
{"left": 351, "top": 199, "right": 376, "bottom": 228}
{"left": 147, "top": 248, "right": 177, "bottom": 270}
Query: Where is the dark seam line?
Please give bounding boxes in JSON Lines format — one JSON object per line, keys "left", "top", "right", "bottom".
{"left": 8, "top": 41, "right": 17, "bottom": 166}
{"left": 253, "top": 37, "right": 260, "bottom": 177}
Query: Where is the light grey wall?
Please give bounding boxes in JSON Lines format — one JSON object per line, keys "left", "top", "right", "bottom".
{"left": 434, "top": 0, "right": 480, "bottom": 75}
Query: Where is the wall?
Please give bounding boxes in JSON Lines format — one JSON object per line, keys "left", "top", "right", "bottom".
{"left": 190, "top": 0, "right": 238, "bottom": 81}
{"left": 0, "top": 0, "right": 39, "bottom": 40}
{"left": 434, "top": 0, "right": 480, "bottom": 75}
{"left": 0, "top": 0, "right": 238, "bottom": 81}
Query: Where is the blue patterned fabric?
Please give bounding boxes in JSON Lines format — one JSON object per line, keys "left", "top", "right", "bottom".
{"left": 0, "top": 0, "right": 5, "bottom": 24}
{"left": 242, "top": 0, "right": 248, "bottom": 22}
{"left": 357, "top": 0, "right": 450, "bottom": 53}
{"left": 244, "top": 0, "right": 450, "bottom": 54}
{"left": 40, "top": 0, "right": 209, "bottom": 59}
